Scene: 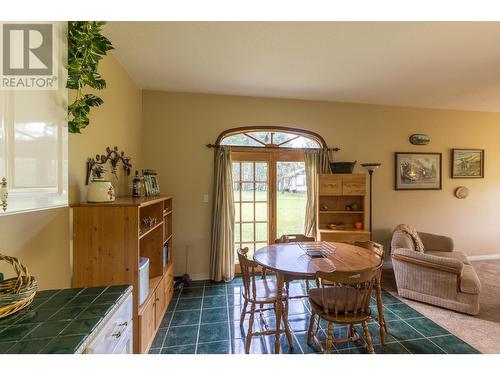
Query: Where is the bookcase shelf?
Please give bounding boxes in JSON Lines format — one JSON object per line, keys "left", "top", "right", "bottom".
{"left": 72, "top": 195, "right": 174, "bottom": 354}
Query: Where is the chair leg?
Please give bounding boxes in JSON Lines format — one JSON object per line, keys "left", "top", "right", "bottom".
{"left": 282, "top": 299, "right": 293, "bottom": 348}
{"left": 305, "top": 280, "right": 310, "bottom": 293}
{"left": 362, "top": 321, "right": 375, "bottom": 354}
{"left": 375, "top": 275, "right": 387, "bottom": 345}
{"left": 325, "top": 322, "right": 334, "bottom": 354}
{"left": 262, "top": 268, "right": 267, "bottom": 280}
{"left": 245, "top": 303, "right": 256, "bottom": 354}
{"left": 307, "top": 312, "right": 316, "bottom": 344}
{"left": 348, "top": 324, "right": 355, "bottom": 339}
{"left": 240, "top": 299, "right": 248, "bottom": 327}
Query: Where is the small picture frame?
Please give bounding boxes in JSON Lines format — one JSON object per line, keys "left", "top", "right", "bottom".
{"left": 395, "top": 152, "right": 442, "bottom": 190}
{"left": 452, "top": 149, "right": 484, "bottom": 179}
{"left": 143, "top": 169, "right": 161, "bottom": 196}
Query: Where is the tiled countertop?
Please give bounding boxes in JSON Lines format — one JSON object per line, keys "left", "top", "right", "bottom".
{"left": 0, "top": 285, "right": 132, "bottom": 354}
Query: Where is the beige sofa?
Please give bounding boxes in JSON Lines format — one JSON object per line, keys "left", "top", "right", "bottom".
{"left": 391, "top": 229, "right": 481, "bottom": 315}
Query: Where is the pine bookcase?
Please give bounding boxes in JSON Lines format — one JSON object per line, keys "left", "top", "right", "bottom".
{"left": 72, "top": 196, "right": 174, "bottom": 353}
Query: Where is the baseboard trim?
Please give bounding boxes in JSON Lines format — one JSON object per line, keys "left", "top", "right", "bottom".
{"left": 468, "top": 254, "right": 500, "bottom": 261}
{"left": 178, "top": 272, "right": 210, "bottom": 281}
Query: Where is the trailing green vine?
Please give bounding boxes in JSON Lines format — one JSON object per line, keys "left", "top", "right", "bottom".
{"left": 67, "top": 21, "right": 113, "bottom": 133}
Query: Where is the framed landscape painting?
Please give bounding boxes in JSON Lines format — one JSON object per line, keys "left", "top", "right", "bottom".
{"left": 452, "top": 149, "right": 484, "bottom": 178}
{"left": 395, "top": 152, "right": 442, "bottom": 190}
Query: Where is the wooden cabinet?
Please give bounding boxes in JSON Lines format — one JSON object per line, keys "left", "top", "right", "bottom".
{"left": 73, "top": 196, "right": 174, "bottom": 354}
{"left": 317, "top": 174, "right": 370, "bottom": 243}
{"left": 84, "top": 291, "right": 134, "bottom": 354}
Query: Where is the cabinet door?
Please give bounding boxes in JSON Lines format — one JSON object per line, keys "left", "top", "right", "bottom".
{"left": 342, "top": 175, "right": 366, "bottom": 196}
{"left": 155, "top": 281, "right": 167, "bottom": 331}
{"left": 139, "top": 294, "right": 156, "bottom": 353}
{"left": 165, "top": 265, "right": 174, "bottom": 307}
{"left": 319, "top": 175, "right": 342, "bottom": 195}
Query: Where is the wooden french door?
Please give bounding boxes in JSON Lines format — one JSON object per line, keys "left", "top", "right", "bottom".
{"left": 232, "top": 150, "right": 306, "bottom": 269}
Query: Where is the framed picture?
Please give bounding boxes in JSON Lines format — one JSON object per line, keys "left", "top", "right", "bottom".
{"left": 395, "top": 152, "right": 442, "bottom": 190}
{"left": 452, "top": 149, "right": 484, "bottom": 178}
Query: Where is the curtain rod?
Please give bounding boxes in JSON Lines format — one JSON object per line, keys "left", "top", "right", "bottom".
{"left": 206, "top": 144, "right": 340, "bottom": 152}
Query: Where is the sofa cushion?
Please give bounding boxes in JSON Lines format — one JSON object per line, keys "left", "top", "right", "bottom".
{"left": 425, "top": 250, "right": 471, "bottom": 265}
{"left": 460, "top": 265, "right": 481, "bottom": 295}
{"left": 394, "top": 224, "right": 425, "bottom": 253}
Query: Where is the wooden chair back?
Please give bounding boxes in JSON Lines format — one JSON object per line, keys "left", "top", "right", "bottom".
{"left": 275, "top": 234, "right": 315, "bottom": 244}
{"left": 354, "top": 241, "right": 385, "bottom": 262}
{"left": 315, "top": 265, "right": 380, "bottom": 319}
{"left": 237, "top": 247, "right": 259, "bottom": 300}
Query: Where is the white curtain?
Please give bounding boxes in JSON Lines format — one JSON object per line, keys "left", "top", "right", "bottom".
{"left": 209, "top": 146, "right": 235, "bottom": 282}
{"left": 304, "top": 149, "right": 331, "bottom": 237}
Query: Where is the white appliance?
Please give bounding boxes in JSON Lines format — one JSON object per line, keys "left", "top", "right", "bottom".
{"left": 138, "top": 257, "right": 150, "bottom": 305}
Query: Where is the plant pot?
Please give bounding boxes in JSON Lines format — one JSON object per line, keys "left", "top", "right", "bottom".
{"left": 87, "top": 179, "right": 115, "bottom": 203}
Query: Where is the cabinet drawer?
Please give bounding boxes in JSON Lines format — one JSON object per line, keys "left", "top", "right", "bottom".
{"left": 84, "top": 292, "right": 133, "bottom": 354}
{"left": 320, "top": 231, "right": 370, "bottom": 244}
{"left": 319, "top": 175, "right": 342, "bottom": 195}
{"left": 342, "top": 175, "right": 366, "bottom": 196}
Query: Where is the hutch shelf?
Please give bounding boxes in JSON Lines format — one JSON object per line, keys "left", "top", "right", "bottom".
{"left": 72, "top": 196, "right": 174, "bottom": 354}
{"left": 317, "top": 174, "right": 370, "bottom": 243}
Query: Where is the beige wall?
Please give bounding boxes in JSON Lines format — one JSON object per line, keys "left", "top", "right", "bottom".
{"left": 142, "top": 90, "right": 500, "bottom": 279}
{"left": 0, "top": 54, "right": 142, "bottom": 290}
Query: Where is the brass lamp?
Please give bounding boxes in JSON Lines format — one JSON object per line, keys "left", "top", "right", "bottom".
{"left": 361, "top": 163, "right": 381, "bottom": 240}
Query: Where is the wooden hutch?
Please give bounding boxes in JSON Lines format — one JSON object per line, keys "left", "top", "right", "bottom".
{"left": 72, "top": 196, "right": 174, "bottom": 354}
{"left": 317, "top": 174, "right": 371, "bottom": 243}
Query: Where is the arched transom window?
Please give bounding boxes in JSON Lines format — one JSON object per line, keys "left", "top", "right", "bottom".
{"left": 217, "top": 127, "right": 325, "bottom": 149}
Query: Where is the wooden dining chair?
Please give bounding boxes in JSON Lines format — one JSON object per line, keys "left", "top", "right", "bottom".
{"left": 238, "top": 247, "right": 293, "bottom": 353}
{"left": 353, "top": 241, "right": 384, "bottom": 260}
{"left": 275, "top": 234, "right": 316, "bottom": 244}
{"left": 353, "top": 241, "right": 388, "bottom": 343}
{"left": 306, "top": 265, "right": 381, "bottom": 354}
{"left": 262, "top": 234, "right": 316, "bottom": 302}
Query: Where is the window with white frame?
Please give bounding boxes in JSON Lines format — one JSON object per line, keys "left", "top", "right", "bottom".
{"left": 0, "top": 90, "right": 68, "bottom": 214}
{"left": 0, "top": 22, "right": 68, "bottom": 215}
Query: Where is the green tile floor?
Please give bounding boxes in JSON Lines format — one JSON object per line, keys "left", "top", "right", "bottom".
{"left": 149, "top": 278, "right": 480, "bottom": 355}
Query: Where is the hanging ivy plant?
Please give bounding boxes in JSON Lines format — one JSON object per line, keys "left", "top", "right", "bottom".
{"left": 67, "top": 21, "right": 114, "bottom": 133}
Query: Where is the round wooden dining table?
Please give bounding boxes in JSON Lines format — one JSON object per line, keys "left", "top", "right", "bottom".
{"left": 253, "top": 241, "right": 386, "bottom": 354}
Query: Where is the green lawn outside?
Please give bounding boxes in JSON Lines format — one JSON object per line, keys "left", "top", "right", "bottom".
{"left": 235, "top": 191, "right": 307, "bottom": 256}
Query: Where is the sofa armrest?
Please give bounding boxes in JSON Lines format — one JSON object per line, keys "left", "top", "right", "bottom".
{"left": 418, "top": 232, "right": 454, "bottom": 252}
{"left": 391, "top": 248, "right": 463, "bottom": 275}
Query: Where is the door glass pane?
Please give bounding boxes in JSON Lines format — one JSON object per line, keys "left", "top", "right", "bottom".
{"left": 233, "top": 182, "right": 240, "bottom": 202}
{"left": 233, "top": 160, "right": 269, "bottom": 264}
{"left": 232, "top": 162, "right": 240, "bottom": 180}
{"left": 241, "top": 202, "right": 254, "bottom": 222}
{"left": 255, "top": 202, "right": 268, "bottom": 221}
{"left": 255, "top": 223, "right": 268, "bottom": 242}
{"left": 255, "top": 183, "right": 267, "bottom": 201}
{"left": 241, "top": 162, "right": 253, "bottom": 181}
{"left": 241, "top": 183, "right": 254, "bottom": 201}
{"left": 255, "top": 162, "right": 268, "bottom": 181}
{"left": 234, "top": 223, "right": 241, "bottom": 242}
{"left": 277, "top": 161, "right": 307, "bottom": 237}
{"left": 241, "top": 223, "right": 254, "bottom": 242}
{"left": 235, "top": 203, "right": 241, "bottom": 222}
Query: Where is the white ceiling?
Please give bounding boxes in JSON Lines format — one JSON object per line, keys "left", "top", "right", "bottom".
{"left": 105, "top": 22, "right": 500, "bottom": 112}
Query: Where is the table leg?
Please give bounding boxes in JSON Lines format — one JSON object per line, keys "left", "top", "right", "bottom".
{"left": 375, "top": 273, "right": 387, "bottom": 344}
{"left": 274, "top": 272, "right": 284, "bottom": 354}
